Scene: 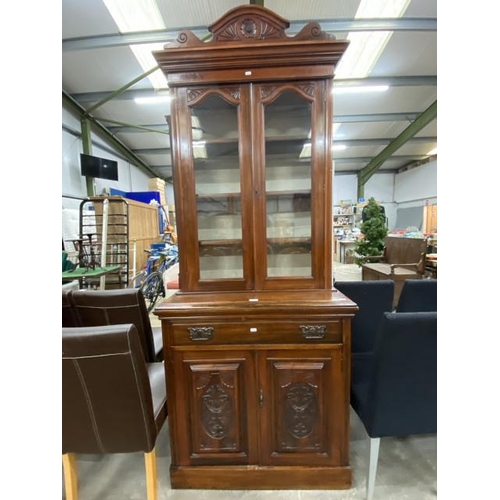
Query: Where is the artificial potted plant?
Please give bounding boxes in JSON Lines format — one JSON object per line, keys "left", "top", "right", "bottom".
{"left": 354, "top": 197, "right": 388, "bottom": 266}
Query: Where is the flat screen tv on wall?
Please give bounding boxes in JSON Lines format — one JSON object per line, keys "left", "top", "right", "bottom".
{"left": 80, "top": 153, "right": 119, "bottom": 181}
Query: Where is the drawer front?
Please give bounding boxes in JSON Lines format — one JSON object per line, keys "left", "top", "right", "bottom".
{"left": 170, "top": 320, "right": 342, "bottom": 345}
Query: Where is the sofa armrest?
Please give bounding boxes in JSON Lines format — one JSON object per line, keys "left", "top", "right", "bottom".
{"left": 390, "top": 262, "right": 418, "bottom": 271}
{"left": 388, "top": 262, "right": 426, "bottom": 276}
{"left": 360, "top": 255, "right": 385, "bottom": 263}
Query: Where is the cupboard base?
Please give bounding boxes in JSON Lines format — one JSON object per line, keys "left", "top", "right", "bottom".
{"left": 170, "top": 465, "right": 352, "bottom": 489}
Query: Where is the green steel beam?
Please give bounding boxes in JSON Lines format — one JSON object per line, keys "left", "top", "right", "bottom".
{"left": 357, "top": 100, "right": 437, "bottom": 199}
{"left": 63, "top": 18, "right": 436, "bottom": 51}
{"left": 97, "top": 117, "right": 169, "bottom": 135}
{"left": 81, "top": 118, "right": 95, "bottom": 196}
{"left": 86, "top": 65, "right": 161, "bottom": 113}
{"left": 63, "top": 91, "right": 158, "bottom": 178}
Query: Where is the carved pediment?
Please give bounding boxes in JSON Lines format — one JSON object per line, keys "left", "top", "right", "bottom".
{"left": 209, "top": 5, "right": 289, "bottom": 42}
{"left": 165, "top": 5, "right": 336, "bottom": 48}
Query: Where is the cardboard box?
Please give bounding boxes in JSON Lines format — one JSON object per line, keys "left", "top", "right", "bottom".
{"left": 149, "top": 178, "right": 165, "bottom": 191}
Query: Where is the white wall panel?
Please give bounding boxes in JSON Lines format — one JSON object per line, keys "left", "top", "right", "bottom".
{"left": 365, "top": 172, "right": 395, "bottom": 203}
{"left": 333, "top": 172, "right": 357, "bottom": 205}
{"left": 62, "top": 107, "right": 81, "bottom": 130}
{"left": 395, "top": 160, "right": 437, "bottom": 203}
{"left": 62, "top": 130, "right": 87, "bottom": 206}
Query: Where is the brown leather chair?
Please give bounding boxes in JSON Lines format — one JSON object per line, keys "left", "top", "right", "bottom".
{"left": 62, "top": 289, "right": 80, "bottom": 327}
{"left": 62, "top": 323, "right": 168, "bottom": 500}
{"left": 68, "top": 288, "right": 163, "bottom": 362}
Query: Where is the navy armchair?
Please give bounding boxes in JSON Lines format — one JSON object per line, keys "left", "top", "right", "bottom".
{"left": 334, "top": 280, "right": 394, "bottom": 384}
{"left": 350, "top": 311, "right": 437, "bottom": 500}
{"left": 396, "top": 279, "right": 437, "bottom": 312}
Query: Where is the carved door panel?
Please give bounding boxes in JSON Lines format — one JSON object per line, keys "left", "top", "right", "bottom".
{"left": 258, "top": 348, "right": 345, "bottom": 466}
{"left": 173, "top": 350, "right": 258, "bottom": 465}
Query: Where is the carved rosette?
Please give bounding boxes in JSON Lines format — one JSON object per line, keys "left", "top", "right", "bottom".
{"left": 216, "top": 18, "right": 282, "bottom": 41}
{"left": 284, "top": 382, "right": 318, "bottom": 439}
{"left": 207, "top": 5, "right": 292, "bottom": 42}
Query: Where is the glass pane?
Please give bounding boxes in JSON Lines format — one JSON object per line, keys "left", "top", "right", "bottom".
{"left": 264, "top": 91, "right": 312, "bottom": 277}
{"left": 191, "top": 94, "right": 244, "bottom": 280}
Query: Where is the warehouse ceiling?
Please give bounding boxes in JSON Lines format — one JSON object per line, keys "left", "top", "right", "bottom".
{"left": 62, "top": 0, "right": 437, "bottom": 182}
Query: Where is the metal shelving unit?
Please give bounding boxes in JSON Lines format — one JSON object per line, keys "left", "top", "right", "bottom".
{"left": 79, "top": 197, "right": 130, "bottom": 288}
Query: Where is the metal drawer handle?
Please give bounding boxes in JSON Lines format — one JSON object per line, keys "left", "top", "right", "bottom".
{"left": 300, "top": 325, "right": 326, "bottom": 339}
{"left": 187, "top": 326, "right": 214, "bottom": 341}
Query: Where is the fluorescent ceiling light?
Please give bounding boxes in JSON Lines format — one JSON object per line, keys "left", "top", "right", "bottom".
{"left": 332, "top": 144, "right": 347, "bottom": 151}
{"left": 356, "top": 0, "right": 412, "bottom": 18}
{"left": 103, "top": 0, "right": 164, "bottom": 30}
{"left": 334, "top": 0, "right": 411, "bottom": 80}
{"left": 333, "top": 85, "right": 389, "bottom": 94}
{"left": 103, "top": 0, "right": 169, "bottom": 90}
{"left": 130, "top": 44, "right": 169, "bottom": 90}
{"left": 427, "top": 147, "right": 437, "bottom": 156}
{"left": 335, "top": 32, "right": 392, "bottom": 79}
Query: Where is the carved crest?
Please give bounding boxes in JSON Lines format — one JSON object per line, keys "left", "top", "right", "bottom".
{"left": 284, "top": 382, "right": 318, "bottom": 439}
{"left": 200, "top": 376, "right": 233, "bottom": 440}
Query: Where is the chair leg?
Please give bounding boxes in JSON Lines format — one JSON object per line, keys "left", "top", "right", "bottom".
{"left": 144, "top": 448, "right": 157, "bottom": 500}
{"left": 366, "top": 437, "right": 380, "bottom": 500}
{"left": 62, "top": 453, "right": 78, "bottom": 500}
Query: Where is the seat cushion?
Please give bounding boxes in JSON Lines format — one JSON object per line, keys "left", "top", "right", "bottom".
{"left": 147, "top": 363, "right": 168, "bottom": 429}
{"left": 152, "top": 326, "right": 164, "bottom": 361}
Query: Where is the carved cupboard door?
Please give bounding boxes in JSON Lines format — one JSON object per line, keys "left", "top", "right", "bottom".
{"left": 258, "top": 348, "right": 346, "bottom": 466}
{"left": 172, "top": 350, "right": 258, "bottom": 465}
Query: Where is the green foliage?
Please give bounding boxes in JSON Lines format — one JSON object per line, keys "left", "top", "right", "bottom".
{"left": 354, "top": 197, "right": 388, "bottom": 266}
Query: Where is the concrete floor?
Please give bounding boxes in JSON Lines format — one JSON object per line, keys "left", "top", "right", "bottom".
{"left": 63, "top": 263, "right": 437, "bottom": 499}
{"left": 65, "top": 410, "right": 436, "bottom": 500}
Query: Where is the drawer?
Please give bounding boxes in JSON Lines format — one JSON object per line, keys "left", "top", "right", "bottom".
{"left": 170, "top": 320, "right": 342, "bottom": 345}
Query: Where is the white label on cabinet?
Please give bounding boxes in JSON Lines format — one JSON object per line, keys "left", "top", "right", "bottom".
{"left": 245, "top": 71, "right": 252, "bottom": 75}
{"left": 250, "top": 327, "right": 257, "bottom": 333}
{"left": 249, "top": 298, "right": 259, "bottom": 302}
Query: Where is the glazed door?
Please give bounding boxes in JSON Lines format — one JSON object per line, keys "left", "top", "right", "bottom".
{"left": 172, "top": 85, "right": 255, "bottom": 291}
{"left": 253, "top": 81, "right": 333, "bottom": 290}
{"left": 258, "top": 348, "right": 346, "bottom": 466}
{"left": 171, "top": 80, "right": 333, "bottom": 292}
{"left": 172, "top": 349, "right": 258, "bottom": 466}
